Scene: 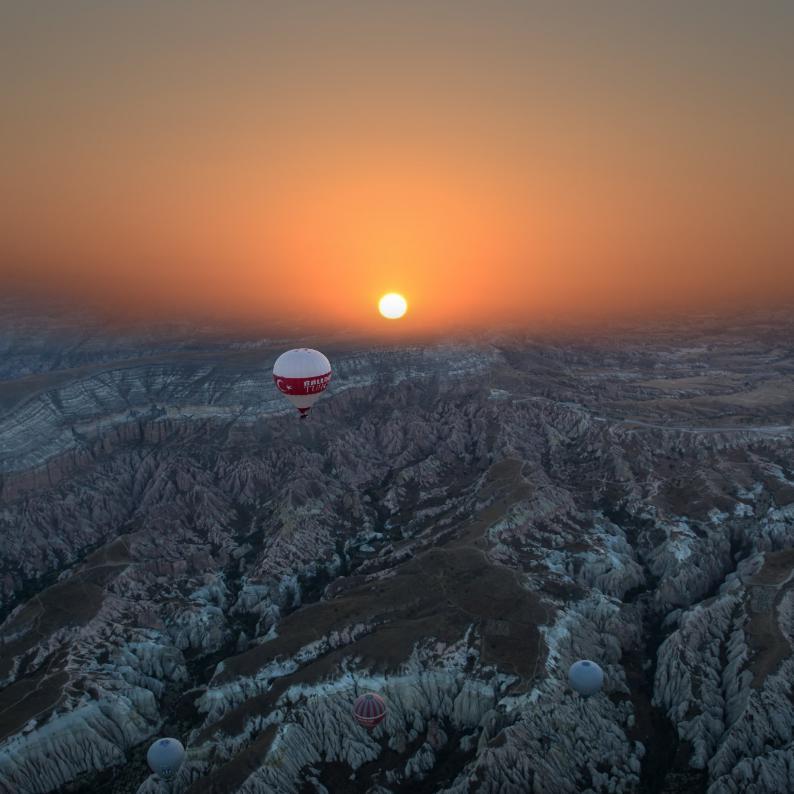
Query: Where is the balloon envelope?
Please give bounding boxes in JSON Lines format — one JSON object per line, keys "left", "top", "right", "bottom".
{"left": 146, "top": 737, "right": 185, "bottom": 780}
{"left": 353, "top": 692, "right": 387, "bottom": 729}
{"left": 273, "top": 348, "right": 332, "bottom": 418}
{"left": 568, "top": 660, "right": 604, "bottom": 697}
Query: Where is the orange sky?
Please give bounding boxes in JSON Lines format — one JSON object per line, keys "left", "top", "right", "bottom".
{"left": 1, "top": 1, "right": 793, "bottom": 334}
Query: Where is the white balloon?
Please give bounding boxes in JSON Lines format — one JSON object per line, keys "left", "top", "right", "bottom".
{"left": 146, "top": 737, "right": 185, "bottom": 780}
{"left": 568, "top": 659, "right": 604, "bottom": 697}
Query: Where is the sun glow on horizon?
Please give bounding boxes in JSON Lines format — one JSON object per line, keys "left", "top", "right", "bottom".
{"left": 2, "top": 4, "right": 793, "bottom": 329}
{"left": 378, "top": 293, "right": 408, "bottom": 320}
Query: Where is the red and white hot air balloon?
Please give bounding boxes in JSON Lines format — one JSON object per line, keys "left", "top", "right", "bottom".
{"left": 353, "top": 692, "right": 387, "bottom": 730}
{"left": 273, "top": 348, "right": 332, "bottom": 419}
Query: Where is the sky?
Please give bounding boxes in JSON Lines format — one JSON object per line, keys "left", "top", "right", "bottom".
{"left": 1, "top": 1, "right": 793, "bottom": 334}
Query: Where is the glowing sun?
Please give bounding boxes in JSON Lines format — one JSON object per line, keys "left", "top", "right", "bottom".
{"left": 378, "top": 293, "right": 408, "bottom": 319}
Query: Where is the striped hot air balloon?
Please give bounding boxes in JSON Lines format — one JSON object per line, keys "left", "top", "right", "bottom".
{"left": 352, "top": 692, "right": 387, "bottom": 729}
{"left": 273, "top": 348, "right": 332, "bottom": 419}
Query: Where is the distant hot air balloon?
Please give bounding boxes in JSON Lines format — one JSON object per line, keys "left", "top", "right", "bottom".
{"left": 146, "top": 737, "right": 185, "bottom": 781}
{"left": 273, "top": 348, "right": 332, "bottom": 419}
{"left": 568, "top": 660, "right": 604, "bottom": 697}
{"left": 353, "top": 692, "right": 387, "bottom": 729}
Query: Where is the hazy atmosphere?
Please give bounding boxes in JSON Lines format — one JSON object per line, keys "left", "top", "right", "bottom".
{"left": 3, "top": 4, "right": 794, "bottom": 794}
{"left": 2, "top": 0, "right": 793, "bottom": 332}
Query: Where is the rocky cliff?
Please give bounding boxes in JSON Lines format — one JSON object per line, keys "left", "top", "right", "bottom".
{"left": 1, "top": 309, "right": 793, "bottom": 793}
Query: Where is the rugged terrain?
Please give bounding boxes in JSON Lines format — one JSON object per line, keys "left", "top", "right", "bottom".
{"left": 1, "top": 303, "right": 793, "bottom": 793}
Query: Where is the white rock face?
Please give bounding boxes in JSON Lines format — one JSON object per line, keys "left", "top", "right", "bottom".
{"left": 0, "top": 696, "right": 158, "bottom": 793}
{"left": 654, "top": 556, "right": 794, "bottom": 794}
{"left": 212, "top": 657, "right": 522, "bottom": 794}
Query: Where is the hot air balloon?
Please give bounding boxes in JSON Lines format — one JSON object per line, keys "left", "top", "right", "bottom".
{"left": 273, "top": 348, "right": 332, "bottom": 418}
{"left": 146, "top": 737, "right": 185, "bottom": 781}
{"left": 353, "top": 692, "right": 387, "bottom": 729}
{"left": 568, "top": 660, "right": 604, "bottom": 697}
